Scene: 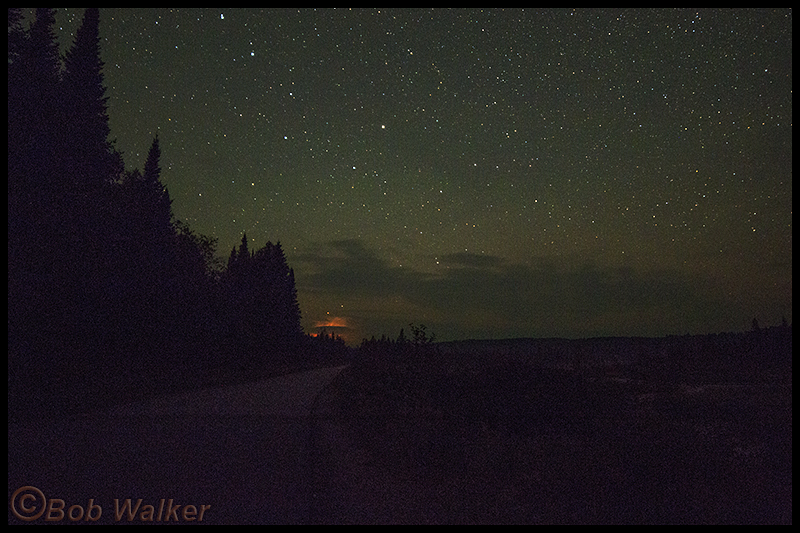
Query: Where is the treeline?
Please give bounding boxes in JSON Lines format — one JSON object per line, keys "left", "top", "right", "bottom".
{"left": 359, "top": 323, "right": 437, "bottom": 358}
{"left": 435, "top": 323, "right": 792, "bottom": 383}
{"left": 8, "top": 9, "right": 306, "bottom": 418}
{"left": 221, "top": 234, "right": 303, "bottom": 364}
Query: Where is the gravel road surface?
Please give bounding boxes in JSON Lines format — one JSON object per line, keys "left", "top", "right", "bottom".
{"left": 8, "top": 365, "right": 348, "bottom": 524}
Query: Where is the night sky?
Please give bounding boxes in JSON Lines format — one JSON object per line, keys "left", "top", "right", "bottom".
{"left": 44, "top": 9, "right": 791, "bottom": 344}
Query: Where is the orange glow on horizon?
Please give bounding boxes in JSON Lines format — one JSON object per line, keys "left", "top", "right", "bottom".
{"left": 313, "top": 316, "right": 349, "bottom": 329}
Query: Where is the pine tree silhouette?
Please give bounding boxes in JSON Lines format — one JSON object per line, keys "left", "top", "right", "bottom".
{"left": 61, "top": 8, "right": 122, "bottom": 189}
{"left": 143, "top": 133, "right": 162, "bottom": 181}
{"left": 139, "top": 134, "right": 175, "bottom": 243}
{"left": 221, "top": 236, "right": 303, "bottom": 364}
{"left": 238, "top": 233, "right": 251, "bottom": 262}
{"left": 56, "top": 8, "right": 123, "bottom": 318}
{"left": 20, "top": 9, "right": 61, "bottom": 162}
{"left": 8, "top": 8, "right": 62, "bottom": 236}
{"left": 228, "top": 246, "right": 238, "bottom": 271}
{"left": 255, "top": 241, "right": 302, "bottom": 346}
{"left": 115, "top": 135, "right": 174, "bottom": 280}
{"left": 8, "top": 9, "right": 75, "bottom": 407}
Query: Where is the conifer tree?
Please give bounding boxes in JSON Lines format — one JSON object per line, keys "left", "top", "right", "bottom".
{"left": 119, "top": 136, "right": 176, "bottom": 286}
{"left": 228, "top": 246, "right": 238, "bottom": 271}
{"left": 8, "top": 8, "right": 65, "bottom": 302}
{"left": 23, "top": 8, "right": 61, "bottom": 115}
{"left": 254, "top": 241, "right": 302, "bottom": 350}
{"left": 238, "top": 233, "right": 250, "bottom": 263}
{"left": 140, "top": 134, "right": 174, "bottom": 240}
{"left": 61, "top": 7, "right": 122, "bottom": 187}
{"left": 143, "top": 132, "right": 162, "bottom": 183}
{"left": 222, "top": 236, "right": 303, "bottom": 358}
{"left": 9, "top": 8, "right": 62, "bottom": 191}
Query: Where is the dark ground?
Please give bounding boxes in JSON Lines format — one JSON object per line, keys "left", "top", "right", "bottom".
{"left": 311, "top": 333, "right": 792, "bottom": 524}
{"left": 8, "top": 366, "right": 347, "bottom": 525}
{"left": 8, "top": 329, "right": 792, "bottom": 524}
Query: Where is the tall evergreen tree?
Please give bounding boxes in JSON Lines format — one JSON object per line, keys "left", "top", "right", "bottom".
{"left": 61, "top": 7, "right": 122, "bottom": 188}
{"left": 226, "top": 232, "right": 249, "bottom": 276}
{"left": 228, "top": 246, "right": 238, "bottom": 271}
{"left": 54, "top": 8, "right": 123, "bottom": 316}
{"left": 8, "top": 8, "right": 65, "bottom": 331}
{"left": 116, "top": 135, "right": 176, "bottom": 284}
{"left": 140, "top": 134, "right": 174, "bottom": 239}
{"left": 143, "top": 131, "right": 162, "bottom": 182}
{"left": 8, "top": 10, "right": 104, "bottom": 416}
{"left": 103, "top": 137, "right": 179, "bottom": 374}
{"left": 252, "top": 241, "right": 303, "bottom": 347}
{"left": 8, "top": 8, "right": 62, "bottom": 203}
{"left": 27, "top": 8, "right": 61, "bottom": 79}
{"left": 238, "top": 233, "right": 250, "bottom": 263}
{"left": 22, "top": 8, "right": 61, "bottom": 119}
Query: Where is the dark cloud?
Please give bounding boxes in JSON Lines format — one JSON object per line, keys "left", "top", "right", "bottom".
{"left": 294, "top": 239, "right": 736, "bottom": 342}
{"left": 296, "top": 239, "right": 428, "bottom": 299}
{"left": 439, "top": 252, "right": 505, "bottom": 269}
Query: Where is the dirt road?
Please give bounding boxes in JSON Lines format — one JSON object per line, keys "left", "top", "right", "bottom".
{"left": 8, "top": 365, "right": 348, "bottom": 524}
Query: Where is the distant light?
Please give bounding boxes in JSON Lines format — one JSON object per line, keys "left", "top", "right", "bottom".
{"left": 220, "top": 14, "right": 224, "bottom": 20}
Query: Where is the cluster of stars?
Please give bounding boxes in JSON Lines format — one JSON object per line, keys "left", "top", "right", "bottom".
{"left": 41, "top": 8, "right": 791, "bottom": 339}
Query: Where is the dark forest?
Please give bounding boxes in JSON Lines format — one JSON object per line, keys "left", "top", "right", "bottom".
{"left": 8, "top": 8, "right": 345, "bottom": 420}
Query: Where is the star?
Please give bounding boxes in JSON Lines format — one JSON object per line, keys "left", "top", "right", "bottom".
{"left": 39, "top": 8, "right": 794, "bottom": 341}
